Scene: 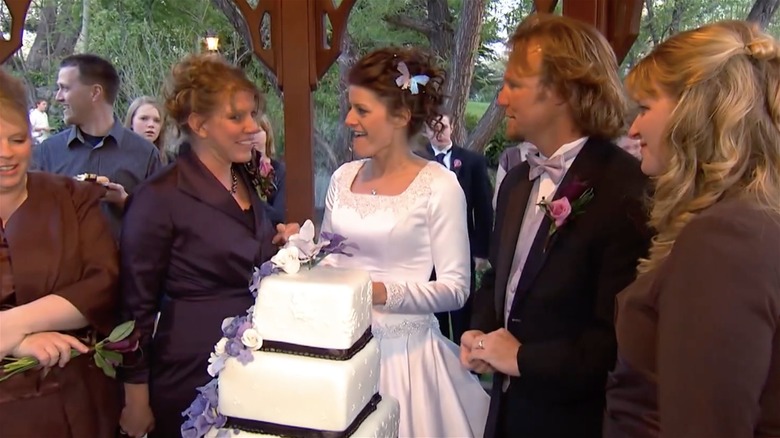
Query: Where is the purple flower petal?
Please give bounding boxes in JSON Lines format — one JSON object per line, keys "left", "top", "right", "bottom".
{"left": 183, "top": 394, "right": 207, "bottom": 418}
{"left": 214, "top": 414, "right": 228, "bottom": 429}
{"left": 200, "top": 379, "right": 219, "bottom": 406}
{"left": 259, "top": 261, "right": 276, "bottom": 277}
{"left": 237, "top": 348, "right": 254, "bottom": 365}
{"left": 225, "top": 338, "right": 243, "bottom": 357}
{"left": 181, "top": 425, "right": 199, "bottom": 438}
{"left": 194, "top": 414, "right": 213, "bottom": 436}
{"left": 236, "top": 321, "right": 252, "bottom": 337}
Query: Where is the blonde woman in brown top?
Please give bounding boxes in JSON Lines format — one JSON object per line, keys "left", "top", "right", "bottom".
{"left": 605, "top": 21, "right": 780, "bottom": 438}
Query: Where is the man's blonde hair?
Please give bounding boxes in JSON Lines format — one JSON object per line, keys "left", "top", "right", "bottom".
{"left": 508, "top": 13, "right": 627, "bottom": 139}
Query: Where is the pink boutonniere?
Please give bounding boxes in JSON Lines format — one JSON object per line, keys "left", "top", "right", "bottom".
{"left": 452, "top": 159, "right": 462, "bottom": 170}
{"left": 537, "top": 179, "right": 594, "bottom": 248}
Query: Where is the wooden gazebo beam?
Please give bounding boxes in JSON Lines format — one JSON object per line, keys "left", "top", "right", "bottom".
{"left": 534, "top": 0, "right": 643, "bottom": 63}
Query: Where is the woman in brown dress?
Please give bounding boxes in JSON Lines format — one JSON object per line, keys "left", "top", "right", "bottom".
{"left": 604, "top": 21, "right": 780, "bottom": 437}
{"left": 0, "top": 71, "right": 121, "bottom": 436}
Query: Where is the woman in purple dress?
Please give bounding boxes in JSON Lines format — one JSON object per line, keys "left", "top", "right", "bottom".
{"left": 117, "top": 54, "right": 296, "bottom": 438}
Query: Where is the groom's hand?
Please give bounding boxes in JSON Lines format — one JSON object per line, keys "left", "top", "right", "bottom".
{"left": 460, "top": 330, "right": 495, "bottom": 374}
{"left": 469, "top": 328, "right": 521, "bottom": 377}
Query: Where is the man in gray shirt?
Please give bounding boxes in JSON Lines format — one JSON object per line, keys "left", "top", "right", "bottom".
{"left": 34, "top": 54, "right": 161, "bottom": 237}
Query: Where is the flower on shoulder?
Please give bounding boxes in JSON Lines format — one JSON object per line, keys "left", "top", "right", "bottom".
{"left": 243, "top": 153, "right": 277, "bottom": 202}
{"left": 453, "top": 158, "right": 462, "bottom": 169}
{"left": 537, "top": 178, "right": 594, "bottom": 243}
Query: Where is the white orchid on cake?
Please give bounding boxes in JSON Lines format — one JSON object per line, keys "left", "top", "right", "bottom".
{"left": 181, "top": 220, "right": 357, "bottom": 438}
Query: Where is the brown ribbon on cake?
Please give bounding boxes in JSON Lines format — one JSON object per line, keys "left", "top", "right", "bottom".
{"left": 258, "top": 327, "right": 373, "bottom": 361}
{"left": 224, "top": 393, "right": 382, "bottom": 437}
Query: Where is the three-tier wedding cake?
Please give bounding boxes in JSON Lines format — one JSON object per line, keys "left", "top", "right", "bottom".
{"left": 182, "top": 221, "right": 400, "bottom": 438}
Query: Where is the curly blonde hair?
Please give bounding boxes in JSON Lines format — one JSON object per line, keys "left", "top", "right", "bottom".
{"left": 508, "top": 13, "right": 627, "bottom": 139}
{"left": 626, "top": 20, "right": 780, "bottom": 273}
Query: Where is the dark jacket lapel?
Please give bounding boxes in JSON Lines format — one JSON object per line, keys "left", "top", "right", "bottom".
{"left": 176, "top": 148, "right": 253, "bottom": 229}
{"left": 449, "top": 145, "right": 464, "bottom": 176}
{"left": 493, "top": 161, "right": 533, "bottom": 318}
{"left": 510, "top": 138, "right": 611, "bottom": 313}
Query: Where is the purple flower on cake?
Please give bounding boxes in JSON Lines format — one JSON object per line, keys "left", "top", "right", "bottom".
{"left": 320, "top": 232, "right": 359, "bottom": 257}
{"left": 181, "top": 379, "right": 228, "bottom": 438}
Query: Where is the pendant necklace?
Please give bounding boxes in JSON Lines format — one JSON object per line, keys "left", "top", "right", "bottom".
{"left": 229, "top": 168, "right": 238, "bottom": 194}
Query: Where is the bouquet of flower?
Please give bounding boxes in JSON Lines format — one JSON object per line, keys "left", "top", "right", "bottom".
{"left": 0, "top": 320, "right": 138, "bottom": 382}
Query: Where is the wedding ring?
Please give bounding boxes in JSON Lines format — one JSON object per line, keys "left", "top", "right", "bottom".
{"left": 477, "top": 339, "right": 485, "bottom": 349}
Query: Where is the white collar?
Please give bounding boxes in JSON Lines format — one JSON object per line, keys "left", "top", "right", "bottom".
{"left": 431, "top": 143, "right": 453, "bottom": 155}
{"left": 535, "top": 137, "right": 588, "bottom": 161}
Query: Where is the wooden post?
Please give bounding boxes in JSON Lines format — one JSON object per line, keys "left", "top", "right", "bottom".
{"left": 233, "top": 0, "right": 356, "bottom": 225}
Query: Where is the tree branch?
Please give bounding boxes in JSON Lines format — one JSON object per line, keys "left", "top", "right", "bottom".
{"left": 747, "top": 0, "right": 780, "bottom": 28}
{"left": 383, "top": 14, "right": 434, "bottom": 35}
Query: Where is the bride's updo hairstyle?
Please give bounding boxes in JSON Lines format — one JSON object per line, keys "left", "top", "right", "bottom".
{"left": 348, "top": 47, "right": 446, "bottom": 138}
{"left": 164, "top": 54, "right": 265, "bottom": 139}
{"left": 626, "top": 20, "right": 780, "bottom": 273}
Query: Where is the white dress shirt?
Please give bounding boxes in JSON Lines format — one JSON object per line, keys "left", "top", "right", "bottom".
{"left": 431, "top": 143, "right": 453, "bottom": 170}
{"left": 503, "top": 137, "right": 588, "bottom": 325}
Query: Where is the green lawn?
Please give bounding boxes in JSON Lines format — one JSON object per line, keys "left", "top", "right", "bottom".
{"left": 466, "top": 101, "right": 490, "bottom": 118}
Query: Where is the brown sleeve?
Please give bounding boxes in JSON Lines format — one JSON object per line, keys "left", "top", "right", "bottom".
{"left": 656, "top": 210, "right": 779, "bottom": 437}
{"left": 52, "top": 181, "right": 119, "bottom": 335}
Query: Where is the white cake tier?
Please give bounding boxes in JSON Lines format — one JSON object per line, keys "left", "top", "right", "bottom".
{"left": 253, "top": 267, "right": 372, "bottom": 350}
{"left": 207, "top": 395, "right": 400, "bottom": 438}
{"left": 219, "top": 338, "right": 380, "bottom": 432}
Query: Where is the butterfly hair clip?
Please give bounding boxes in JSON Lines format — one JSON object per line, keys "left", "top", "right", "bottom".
{"left": 395, "top": 61, "right": 430, "bottom": 95}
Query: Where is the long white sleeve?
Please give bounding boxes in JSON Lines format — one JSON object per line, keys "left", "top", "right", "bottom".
{"left": 381, "top": 171, "right": 471, "bottom": 314}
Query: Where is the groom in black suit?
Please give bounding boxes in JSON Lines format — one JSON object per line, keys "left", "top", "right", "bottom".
{"left": 420, "top": 114, "right": 493, "bottom": 343}
{"left": 461, "top": 14, "right": 651, "bottom": 438}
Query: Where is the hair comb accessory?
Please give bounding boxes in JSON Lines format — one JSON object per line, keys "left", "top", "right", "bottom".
{"left": 395, "top": 61, "right": 430, "bottom": 95}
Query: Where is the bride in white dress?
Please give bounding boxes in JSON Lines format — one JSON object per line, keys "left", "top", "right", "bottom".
{"left": 320, "top": 47, "right": 489, "bottom": 437}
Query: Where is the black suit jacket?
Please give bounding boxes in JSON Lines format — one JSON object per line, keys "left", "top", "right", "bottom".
{"left": 420, "top": 144, "right": 493, "bottom": 259}
{"left": 471, "top": 137, "right": 651, "bottom": 438}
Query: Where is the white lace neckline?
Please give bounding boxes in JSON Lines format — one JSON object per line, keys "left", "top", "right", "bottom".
{"left": 347, "top": 160, "right": 436, "bottom": 198}
{"left": 335, "top": 160, "right": 436, "bottom": 218}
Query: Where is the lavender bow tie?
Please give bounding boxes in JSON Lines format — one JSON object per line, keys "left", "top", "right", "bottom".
{"left": 527, "top": 153, "right": 566, "bottom": 184}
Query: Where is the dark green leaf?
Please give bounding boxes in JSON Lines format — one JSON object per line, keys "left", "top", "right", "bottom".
{"left": 95, "top": 352, "right": 117, "bottom": 379}
{"left": 107, "top": 321, "right": 136, "bottom": 343}
{"left": 100, "top": 349, "right": 124, "bottom": 366}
